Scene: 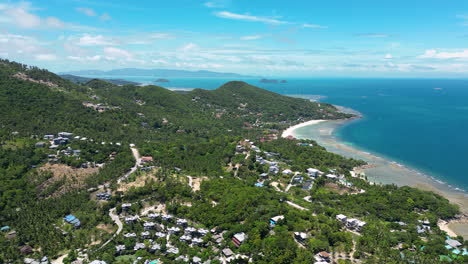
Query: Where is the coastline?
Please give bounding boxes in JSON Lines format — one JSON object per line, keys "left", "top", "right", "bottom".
{"left": 281, "top": 120, "right": 326, "bottom": 138}
{"left": 282, "top": 117, "right": 468, "bottom": 239}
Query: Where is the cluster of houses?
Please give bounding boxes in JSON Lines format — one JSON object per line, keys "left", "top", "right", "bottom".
{"left": 96, "top": 192, "right": 111, "bottom": 201}
{"left": 117, "top": 206, "right": 254, "bottom": 263}
{"left": 64, "top": 214, "right": 81, "bottom": 228}
{"left": 336, "top": 214, "right": 367, "bottom": 232}
{"left": 82, "top": 101, "right": 119, "bottom": 112}
{"left": 416, "top": 219, "right": 431, "bottom": 234}
{"left": 23, "top": 256, "right": 50, "bottom": 264}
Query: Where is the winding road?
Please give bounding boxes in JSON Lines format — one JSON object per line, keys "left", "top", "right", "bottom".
{"left": 118, "top": 146, "right": 141, "bottom": 183}
{"left": 99, "top": 208, "right": 123, "bottom": 250}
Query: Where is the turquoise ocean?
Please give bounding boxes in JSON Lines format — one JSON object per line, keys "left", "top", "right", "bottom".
{"left": 84, "top": 76, "right": 468, "bottom": 192}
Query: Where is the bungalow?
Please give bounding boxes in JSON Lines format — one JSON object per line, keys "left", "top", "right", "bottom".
{"left": 143, "top": 221, "right": 156, "bottom": 230}
{"left": 356, "top": 220, "right": 367, "bottom": 231}
{"left": 125, "top": 216, "right": 138, "bottom": 224}
{"left": 282, "top": 169, "right": 293, "bottom": 176}
{"left": 166, "top": 247, "right": 179, "bottom": 255}
{"left": 64, "top": 214, "right": 81, "bottom": 228}
{"left": 222, "top": 248, "right": 234, "bottom": 258}
{"left": 134, "top": 243, "right": 146, "bottom": 251}
{"left": 445, "top": 238, "right": 462, "bottom": 248}
{"left": 53, "top": 137, "right": 69, "bottom": 145}
{"left": 141, "top": 156, "right": 153, "bottom": 163}
{"left": 44, "top": 134, "right": 54, "bottom": 140}
{"left": 115, "top": 245, "right": 125, "bottom": 253}
{"left": 1, "top": 226, "right": 10, "bottom": 232}
{"left": 294, "top": 232, "right": 307, "bottom": 244}
{"left": 317, "top": 251, "right": 331, "bottom": 262}
{"left": 346, "top": 218, "right": 358, "bottom": 228}
{"left": 307, "top": 168, "right": 322, "bottom": 177}
{"left": 336, "top": 214, "right": 347, "bottom": 224}
{"left": 58, "top": 132, "right": 73, "bottom": 138}
{"left": 161, "top": 214, "right": 173, "bottom": 222}
{"left": 175, "top": 256, "right": 188, "bottom": 262}
{"left": 192, "top": 237, "right": 203, "bottom": 246}
{"left": 141, "top": 231, "right": 150, "bottom": 239}
{"left": 155, "top": 232, "right": 166, "bottom": 238}
{"left": 124, "top": 233, "right": 137, "bottom": 238}
{"left": 270, "top": 215, "right": 285, "bottom": 227}
{"left": 198, "top": 229, "right": 209, "bottom": 236}
{"left": 192, "top": 257, "right": 202, "bottom": 264}
{"left": 96, "top": 192, "right": 111, "bottom": 201}
{"left": 269, "top": 166, "right": 279, "bottom": 174}
{"left": 325, "top": 174, "right": 338, "bottom": 180}
{"left": 176, "top": 218, "right": 188, "bottom": 227}
{"left": 168, "top": 226, "right": 181, "bottom": 234}
{"left": 35, "top": 142, "right": 46, "bottom": 148}
{"left": 149, "top": 244, "right": 161, "bottom": 253}
{"left": 122, "top": 203, "right": 132, "bottom": 210}
{"left": 259, "top": 173, "right": 269, "bottom": 179}
{"left": 292, "top": 175, "right": 303, "bottom": 184}
{"left": 302, "top": 180, "right": 313, "bottom": 190}
{"left": 254, "top": 182, "right": 264, "bottom": 188}
{"left": 180, "top": 235, "right": 192, "bottom": 242}
{"left": 89, "top": 261, "right": 107, "bottom": 264}
{"left": 232, "top": 232, "right": 246, "bottom": 247}
{"left": 148, "top": 213, "right": 160, "bottom": 220}
{"left": 185, "top": 227, "right": 197, "bottom": 235}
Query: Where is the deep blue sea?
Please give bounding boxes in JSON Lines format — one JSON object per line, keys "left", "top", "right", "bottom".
{"left": 85, "top": 76, "right": 468, "bottom": 191}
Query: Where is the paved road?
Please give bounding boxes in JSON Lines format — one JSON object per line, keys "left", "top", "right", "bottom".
{"left": 286, "top": 201, "right": 309, "bottom": 211}
{"left": 118, "top": 146, "right": 141, "bottom": 183}
{"left": 99, "top": 208, "right": 123, "bottom": 250}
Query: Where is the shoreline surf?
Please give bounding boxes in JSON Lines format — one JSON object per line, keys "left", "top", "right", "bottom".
{"left": 282, "top": 116, "right": 468, "bottom": 238}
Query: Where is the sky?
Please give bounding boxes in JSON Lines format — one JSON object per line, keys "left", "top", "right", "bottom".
{"left": 1, "top": 0, "right": 468, "bottom": 77}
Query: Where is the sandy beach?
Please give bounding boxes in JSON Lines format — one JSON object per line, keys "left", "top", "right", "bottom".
{"left": 282, "top": 118, "right": 468, "bottom": 239}
{"left": 281, "top": 120, "right": 326, "bottom": 138}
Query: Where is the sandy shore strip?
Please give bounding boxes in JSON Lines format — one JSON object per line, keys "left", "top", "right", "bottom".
{"left": 438, "top": 220, "right": 458, "bottom": 237}
{"left": 281, "top": 120, "right": 326, "bottom": 138}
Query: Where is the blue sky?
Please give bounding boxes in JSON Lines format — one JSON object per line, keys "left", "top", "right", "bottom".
{"left": 1, "top": 0, "right": 468, "bottom": 77}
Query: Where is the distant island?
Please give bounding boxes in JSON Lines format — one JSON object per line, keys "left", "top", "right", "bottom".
{"left": 260, "top": 79, "right": 288, "bottom": 83}
{"left": 59, "top": 68, "right": 257, "bottom": 78}
{"left": 155, "top": 78, "right": 170, "bottom": 83}
{"left": 60, "top": 74, "right": 140, "bottom": 86}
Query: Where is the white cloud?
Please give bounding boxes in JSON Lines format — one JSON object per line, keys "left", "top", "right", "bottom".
{"left": 303, "top": 24, "right": 327, "bottom": 29}
{"left": 152, "top": 59, "right": 169, "bottom": 65}
{"left": 100, "top": 13, "right": 111, "bottom": 21}
{"left": 240, "top": 35, "right": 263, "bottom": 40}
{"left": 104, "top": 47, "right": 134, "bottom": 61}
{"left": 179, "top": 43, "right": 200, "bottom": 52}
{"left": 46, "top": 17, "right": 65, "bottom": 28}
{"left": 419, "top": 49, "right": 468, "bottom": 59}
{"left": 78, "top": 35, "right": 116, "bottom": 46}
{"left": 35, "top": 54, "right": 57, "bottom": 61}
{"left": 0, "top": 2, "right": 88, "bottom": 31}
{"left": 214, "top": 11, "right": 288, "bottom": 25}
{"left": 204, "top": 0, "right": 229, "bottom": 8}
{"left": 77, "top": 7, "right": 111, "bottom": 21}
{"left": 385, "top": 54, "right": 393, "bottom": 59}
{"left": 0, "top": 33, "right": 50, "bottom": 57}
{"left": 175, "top": 62, "right": 224, "bottom": 69}
{"left": 67, "top": 55, "right": 102, "bottom": 62}
{"left": 64, "top": 43, "right": 90, "bottom": 56}
{"left": 4, "top": 6, "right": 41, "bottom": 28}
{"left": 76, "top": 7, "right": 96, "bottom": 17}
{"left": 356, "top": 33, "right": 392, "bottom": 38}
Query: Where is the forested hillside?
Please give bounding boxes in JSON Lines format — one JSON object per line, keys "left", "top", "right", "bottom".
{"left": 0, "top": 59, "right": 465, "bottom": 264}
